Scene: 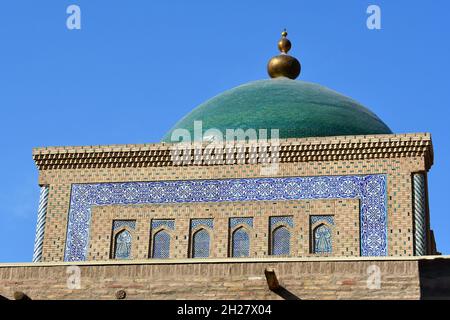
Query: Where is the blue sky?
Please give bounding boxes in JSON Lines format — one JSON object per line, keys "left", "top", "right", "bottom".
{"left": 0, "top": 0, "right": 448, "bottom": 262}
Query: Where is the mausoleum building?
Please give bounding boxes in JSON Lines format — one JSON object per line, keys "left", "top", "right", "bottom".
{"left": 0, "top": 31, "right": 446, "bottom": 300}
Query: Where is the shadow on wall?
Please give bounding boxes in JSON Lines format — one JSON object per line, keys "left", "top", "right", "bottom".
{"left": 271, "top": 286, "right": 301, "bottom": 300}
{"left": 264, "top": 267, "right": 301, "bottom": 300}
{"left": 420, "top": 258, "right": 450, "bottom": 299}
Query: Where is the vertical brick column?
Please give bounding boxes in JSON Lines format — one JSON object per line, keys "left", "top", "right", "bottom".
{"left": 296, "top": 201, "right": 309, "bottom": 256}
{"left": 253, "top": 211, "right": 268, "bottom": 257}
{"left": 213, "top": 216, "right": 228, "bottom": 258}
{"left": 135, "top": 216, "right": 151, "bottom": 259}
{"left": 174, "top": 218, "right": 190, "bottom": 259}
{"left": 334, "top": 199, "right": 360, "bottom": 256}
{"left": 42, "top": 184, "right": 72, "bottom": 262}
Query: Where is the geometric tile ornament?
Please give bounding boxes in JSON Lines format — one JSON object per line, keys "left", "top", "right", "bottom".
{"left": 190, "top": 219, "right": 214, "bottom": 258}
{"left": 412, "top": 173, "right": 427, "bottom": 256}
{"left": 230, "top": 218, "right": 253, "bottom": 258}
{"left": 32, "top": 185, "right": 49, "bottom": 262}
{"left": 229, "top": 217, "right": 253, "bottom": 229}
{"left": 151, "top": 220, "right": 175, "bottom": 258}
{"left": 270, "top": 216, "right": 293, "bottom": 255}
{"left": 191, "top": 218, "right": 214, "bottom": 230}
{"left": 152, "top": 230, "right": 171, "bottom": 259}
{"left": 310, "top": 215, "right": 335, "bottom": 226}
{"left": 270, "top": 216, "right": 294, "bottom": 229}
{"left": 232, "top": 227, "right": 250, "bottom": 257}
{"left": 64, "top": 174, "right": 387, "bottom": 261}
{"left": 112, "top": 220, "right": 136, "bottom": 231}
{"left": 151, "top": 219, "right": 175, "bottom": 230}
{"left": 271, "top": 225, "right": 291, "bottom": 256}
{"left": 192, "top": 228, "right": 210, "bottom": 258}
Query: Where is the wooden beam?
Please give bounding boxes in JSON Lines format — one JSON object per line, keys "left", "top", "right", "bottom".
{"left": 264, "top": 267, "right": 280, "bottom": 290}
{"left": 13, "top": 291, "right": 31, "bottom": 300}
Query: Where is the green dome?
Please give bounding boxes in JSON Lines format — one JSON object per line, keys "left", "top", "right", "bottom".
{"left": 161, "top": 78, "right": 392, "bottom": 142}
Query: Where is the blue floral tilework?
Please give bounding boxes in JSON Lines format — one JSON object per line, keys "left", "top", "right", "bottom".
{"left": 151, "top": 219, "right": 175, "bottom": 230}
{"left": 230, "top": 217, "right": 253, "bottom": 229}
{"left": 191, "top": 218, "right": 214, "bottom": 230}
{"left": 314, "top": 224, "right": 333, "bottom": 254}
{"left": 64, "top": 174, "right": 387, "bottom": 261}
{"left": 310, "top": 216, "right": 335, "bottom": 226}
{"left": 270, "top": 216, "right": 294, "bottom": 229}
{"left": 113, "top": 220, "right": 136, "bottom": 231}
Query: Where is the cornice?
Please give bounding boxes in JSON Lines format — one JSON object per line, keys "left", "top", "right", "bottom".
{"left": 32, "top": 133, "right": 433, "bottom": 171}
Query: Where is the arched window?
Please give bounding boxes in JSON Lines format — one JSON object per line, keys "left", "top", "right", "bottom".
{"left": 232, "top": 227, "right": 250, "bottom": 257}
{"left": 114, "top": 229, "right": 132, "bottom": 259}
{"left": 192, "top": 228, "right": 210, "bottom": 258}
{"left": 271, "top": 226, "right": 290, "bottom": 256}
{"left": 313, "top": 224, "right": 332, "bottom": 254}
{"left": 152, "top": 230, "right": 171, "bottom": 258}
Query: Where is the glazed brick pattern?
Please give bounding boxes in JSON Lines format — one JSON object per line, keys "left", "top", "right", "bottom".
{"left": 34, "top": 134, "right": 432, "bottom": 262}
{"left": 0, "top": 260, "right": 421, "bottom": 300}
{"left": 87, "top": 199, "right": 359, "bottom": 261}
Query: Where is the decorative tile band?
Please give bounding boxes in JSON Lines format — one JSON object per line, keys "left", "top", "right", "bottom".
{"left": 151, "top": 219, "right": 175, "bottom": 230}
{"left": 64, "top": 174, "right": 387, "bottom": 261}
{"left": 310, "top": 216, "right": 335, "bottom": 226}
{"left": 32, "top": 185, "right": 49, "bottom": 262}
{"left": 270, "top": 216, "right": 294, "bottom": 229}
{"left": 191, "top": 218, "right": 214, "bottom": 230}
{"left": 113, "top": 220, "right": 136, "bottom": 232}
{"left": 230, "top": 217, "right": 253, "bottom": 229}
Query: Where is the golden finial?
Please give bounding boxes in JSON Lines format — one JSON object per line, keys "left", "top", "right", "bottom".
{"left": 278, "top": 29, "right": 291, "bottom": 53}
{"left": 267, "top": 29, "right": 301, "bottom": 79}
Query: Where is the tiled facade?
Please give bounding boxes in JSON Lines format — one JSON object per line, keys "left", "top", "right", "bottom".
{"left": 32, "top": 133, "right": 434, "bottom": 262}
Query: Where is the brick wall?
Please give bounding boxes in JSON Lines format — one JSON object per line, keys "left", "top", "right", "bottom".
{"left": 0, "top": 258, "right": 423, "bottom": 300}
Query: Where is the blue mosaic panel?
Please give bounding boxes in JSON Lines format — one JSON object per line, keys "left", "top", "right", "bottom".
{"left": 314, "top": 224, "right": 332, "bottom": 254}
{"left": 113, "top": 220, "right": 136, "bottom": 231}
{"left": 232, "top": 227, "right": 250, "bottom": 257}
{"left": 152, "top": 230, "right": 171, "bottom": 258}
{"left": 191, "top": 218, "right": 214, "bottom": 230}
{"left": 270, "top": 216, "right": 294, "bottom": 229}
{"left": 310, "top": 216, "right": 334, "bottom": 226}
{"left": 151, "top": 219, "right": 175, "bottom": 230}
{"left": 413, "top": 173, "right": 427, "bottom": 256}
{"left": 65, "top": 174, "right": 387, "bottom": 261}
{"left": 114, "top": 230, "right": 132, "bottom": 259}
{"left": 192, "top": 229, "right": 210, "bottom": 258}
{"left": 272, "top": 226, "right": 290, "bottom": 256}
{"left": 230, "top": 217, "right": 253, "bottom": 229}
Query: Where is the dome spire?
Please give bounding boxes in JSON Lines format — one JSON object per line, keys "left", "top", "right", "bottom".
{"left": 267, "top": 29, "right": 301, "bottom": 79}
